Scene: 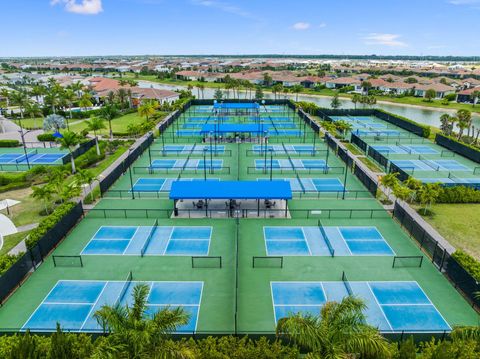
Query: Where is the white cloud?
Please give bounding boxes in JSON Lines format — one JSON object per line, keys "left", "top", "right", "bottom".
{"left": 292, "top": 22, "right": 311, "bottom": 30}
{"left": 318, "top": 22, "right": 327, "bottom": 28}
{"left": 363, "top": 33, "right": 408, "bottom": 47}
{"left": 192, "top": 0, "right": 255, "bottom": 19}
{"left": 51, "top": 0, "right": 103, "bottom": 15}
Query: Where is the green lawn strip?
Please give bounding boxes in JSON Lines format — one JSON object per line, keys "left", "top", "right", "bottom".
{"left": 0, "top": 230, "right": 31, "bottom": 256}
{"left": 414, "top": 203, "right": 480, "bottom": 260}
{"left": 357, "top": 156, "right": 384, "bottom": 173}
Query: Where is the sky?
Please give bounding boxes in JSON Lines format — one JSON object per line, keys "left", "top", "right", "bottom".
{"left": 1, "top": 0, "right": 480, "bottom": 57}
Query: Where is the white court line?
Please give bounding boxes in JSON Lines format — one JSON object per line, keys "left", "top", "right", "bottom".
{"left": 366, "top": 282, "right": 394, "bottom": 331}
{"left": 80, "top": 282, "right": 108, "bottom": 330}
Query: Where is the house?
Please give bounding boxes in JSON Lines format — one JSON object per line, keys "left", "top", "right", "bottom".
{"left": 130, "top": 88, "right": 179, "bottom": 106}
{"left": 325, "top": 77, "right": 360, "bottom": 89}
{"left": 456, "top": 87, "right": 480, "bottom": 104}
{"left": 413, "top": 83, "right": 455, "bottom": 99}
{"left": 379, "top": 82, "right": 414, "bottom": 95}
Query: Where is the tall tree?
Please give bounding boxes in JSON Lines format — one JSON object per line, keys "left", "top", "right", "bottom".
{"left": 291, "top": 84, "right": 304, "bottom": 102}
{"left": 351, "top": 94, "right": 361, "bottom": 109}
{"left": 58, "top": 131, "right": 80, "bottom": 174}
{"left": 31, "top": 185, "right": 54, "bottom": 214}
{"left": 137, "top": 100, "right": 158, "bottom": 121}
{"left": 93, "top": 283, "right": 191, "bottom": 358}
{"left": 85, "top": 117, "right": 106, "bottom": 155}
{"left": 277, "top": 296, "right": 390, "bottom": 359}
{"left": 100, "top": 104, "right": 119, "bottom": 140}
{"left": 330, "top": 93, "right": 341, "bottom": 109}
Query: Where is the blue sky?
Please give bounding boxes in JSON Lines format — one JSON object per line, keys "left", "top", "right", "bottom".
{"left": 1, "top": 0, "right": 480, "bottom": 57}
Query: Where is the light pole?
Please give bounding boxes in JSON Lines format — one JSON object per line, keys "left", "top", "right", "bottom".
{"left": 18, "top": 126, "right": 30, "bottom": 170}
{"left": 269, "top": 148, "right": 273, "bottom": 181}
{"left": 209, "top": 131, "right": 213, "bottom": 173}
{"left": 203, "top": 148, "right": 207, "bottom": 181}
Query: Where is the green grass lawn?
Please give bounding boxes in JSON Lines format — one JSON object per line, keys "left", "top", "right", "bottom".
{"left": 68, "top": 112, "right": 166, "bottom": 136}
{"left": 416, "top": 203, "right": 480, "bottom": 260}
{"left": 11, "top": 118, "right": 44, "bottom": 130}
{"left": 1, "top": 230, "right": 31, "bottom": 256}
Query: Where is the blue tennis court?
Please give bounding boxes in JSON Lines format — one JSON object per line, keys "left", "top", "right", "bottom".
{"left": 420, "top": 177, "right": 480, "bottom": 188}
{"left": 81, "top": 225, "right": 212, "bottom": 256}
{"left": 258, "top": 178, "right": 344, "bottom": 192}
{"left": 252, "top": 144, "right": 319, "bottom": 155}
{"left": 22, "top": 280, "right": 202, "bottom": 332}
{"left": 214, "top": 102, "right": 260, "bottom": 110}
{"left": 0, "top": 151, "right": 65, "bottom": 165}
{"left": 150, "top": 159, "right": 223, "bottom": 170}
{"left": 354, "top": 129, "right": 403, "bottom": 137}
{"left": 391, "top": 159, "right": 470, "bottom": 172}
{"left": 271, "top": 281, "right": 450, "bottom": 332}
{"left": 264, "top": 226, "right": 394, "bottom": 256}
{"left": 255, "top": 159, "right": 328, "bottom": 171}
{"left": 131, "top": 178, "right": 220, "bottom": 192}
{"left": 187, "top": 116, "right": 227, "bottom": 122}
{"left": 176, "top": 130, "right": 201, "bottom": 136}
{"left": 371, "top": 145, "right": 438, "bottom": 155}
{"left": 160, "top": 145, "right": 225, "bottom": 154}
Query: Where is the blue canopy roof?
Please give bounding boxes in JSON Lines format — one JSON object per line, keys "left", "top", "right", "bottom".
{"left": 169, "top": 180, "right": 292, "bottom": 200}
{"left": 213, "top": 102, "right": 260, "bottom": 109}
{"left": 200, "top": 123, "right": 271, "bottom": 134}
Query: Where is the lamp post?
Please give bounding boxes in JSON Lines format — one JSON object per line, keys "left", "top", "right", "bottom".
{"left": 269, "top": 148, "right": 273, "bottom": 181}
{"left": 209, "top": 131, "right": 213, "bottom": 173}
{"left": 18, "top": 125, "right": 30, "bottom": 170}
{"left": 128, "top": 149, "right": 135, "bottom": 199}
{"left": 203, "top": 147, "right": 207, "bottom": 181}
{"left": 342, "top": 153, "right": 348, "bottom": 200}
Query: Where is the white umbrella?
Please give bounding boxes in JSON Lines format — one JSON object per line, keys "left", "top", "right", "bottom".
{"left": 0, "top": 199, "right": 20, "bottom": 211}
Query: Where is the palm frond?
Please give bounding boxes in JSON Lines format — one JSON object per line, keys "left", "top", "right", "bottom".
{"left": 276, "top": 313, "right": 322, "bottom": 352}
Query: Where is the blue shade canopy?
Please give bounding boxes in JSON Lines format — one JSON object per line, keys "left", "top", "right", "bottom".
{"left": 213, "top": 102, "right": 260, "bottom": 109}
{"left": 200, "top": 123, "right": 271, "bottom": 134}
{"left": 53, "top": 131, "right": 63, "bottom": 138}
{"left": 169, "top": 180, "right": 292, "bottom": 200}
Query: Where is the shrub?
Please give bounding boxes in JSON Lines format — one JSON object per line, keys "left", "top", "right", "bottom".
{"left": 25, "top": 201, "right": 77, "bottom": 249}
{"left": 452, "top": 250, "right": 480, "bottom": 281}
{"left": 444, "top": 93, "right": 457, "bottom": 101}
{"left": 0, "top": 139, "right": 20, "bottom": 147}
{"left": 0, "top": 253, "right": 23, "bottom": 275}
{"left": 37, "top": 133, "right": 56, "bottom": 142}
{"left": 437, "top": 186, "right": 480, "bottom": 203}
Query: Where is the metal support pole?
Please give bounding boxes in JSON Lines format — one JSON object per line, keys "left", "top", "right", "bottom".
{"left": 270, "top": 149, "right": 273, "bottom": 181}
{"left": 342, "top": 157, "right": 348, "bottom": 200}
{"left": 203, "top": 149, "right": 207, "bottom": 180}
{"left": 129, "top": 165, "right": 135, "bottom": 199}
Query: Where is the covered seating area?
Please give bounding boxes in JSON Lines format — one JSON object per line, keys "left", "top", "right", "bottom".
{"left": 169, "top": 180, "right": 292, "bottom": 218}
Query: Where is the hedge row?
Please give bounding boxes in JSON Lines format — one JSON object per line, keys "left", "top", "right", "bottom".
{"left": 452, "top": 250, "right": 480, "bottom": 281}
{"left": 0, "top": 140, "right": 20, "bottom": 147}
{"left": 437, "top": 186, "right": 480, "bottom": 203}
{"left": 25, "top": 202, "right": 77, "bottom": 249}
{"left": 375, "top": 109, "right": 431, "bottom": 138}
{"left": 37, "top": 133, "right": 56, "bottom": 142}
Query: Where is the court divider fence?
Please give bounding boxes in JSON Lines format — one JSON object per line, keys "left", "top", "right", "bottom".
{"left": 393, "top": 201, "right": 480, "bottom": 310}
{"left": 0, "top": 201, "right": 84, "bottom": 306}
{"left": 62, "top": 138, "right": 96, "bottom": 165}
{"left": 350, "top": 133, "right": 368, "bottom": 153}
{"left": 435, "top": 133, "right": 480, "bottom": 164}
{"left": 99, "top": 133, "right": 154, "bottom": 194}
{"left": 368, "top": 146, "right": 389, "bottom": 171}
{"left": 388, "top": 162, "right": 410, "bottom": 181}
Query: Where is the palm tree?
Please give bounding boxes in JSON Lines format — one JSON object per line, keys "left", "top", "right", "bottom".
{"left": 351, "top": 94, "right": 361, "bottom": 109}
{"left": 379, "top": 172, "right": 399, "bottom": 197}
{"left": 60, "top": 182, "right": 82, "bottom": 203}
{"left": 44, "top": 90, "right": 61, "bottom": 114}
{"left": 116, "top": 88, "right": 128, "bottom": 109}
{"left": 440, "top": 114, "right": 452, "bottom": 135}
{"left": 456, "top": 109, "right": 472, "bottom": 139}
{"left": 271, "top": 83, "right": 283, "bottom": 100}
{"left": 93, "top": 283, "right": 191, "bottom": 358}
{"left": 78, "top": 93, "right": 93, "bottom": 111}
{"left": 1, "top": 88, "right": 10, "bottom": 107}
{"left": 75, "top": 169, "right": 98, "bottom": 202}
{"left": 100, "top": 104, "right": 119, "bottom": 140}
{"left": 138, "top": 100, "right": 158, "bottom": 121}
{"left": 85, "top": 117, "right": 106, "bottom": 156}
{"left": 69, "top": 80, "right": 84, "bottom": 98}
{"left": 276, "top": 296, "right": 390, "bottom": 359}
{"left": 30, "top": 84, "right": 46, "bottom": 104}
{"left": 198, "top": 83, "right": 205, "bottom": 99}
{"left": 58, "top": 131, "right": 80, "bottom": 174}
{"left": 9, "top": 90, "right": 29, "bottom": 118}
{"left": 471, "top": 90, "right": 480, "bottom": 108}
{"left": 418, "top": 183, "right": 442, "bottom": 215}
{"left": 31, "top": 185, "right": 54, "bottom": 214}
{"left": 330, "top": 93, "right": 341, "bottom": 109}
{"left": 24, "top": 101, "right": 42, "bottom": 129}
{"left": 291, "top": 84, "right": 304, "bottom": 102}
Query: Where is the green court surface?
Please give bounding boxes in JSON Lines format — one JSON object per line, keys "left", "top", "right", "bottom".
{"left": 0, "top": 104, "right": 477, "bottom": 334}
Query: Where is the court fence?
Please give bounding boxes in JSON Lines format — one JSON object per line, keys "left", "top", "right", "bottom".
{"left": 99, "top": 133, "right": 154, "bottom": 194}
{"left": 62, "top": 138, "right": 96, "bottom": 164}
{"left": 0, "top": 201, "right": 84, "bottom": 306}
{"left": 393, "top": 201, "right": 480, "bottom": 310}
{"left": 351, "top": 133, "right": 368, "bottom": 153}
{"left": 368, "top": 146, "right": 389, "bottom": 171}
{"left": 84, "top": 207, "right": 390, "bottom": 220}
{"left": 435, "top": 133, "right": 480, "bottom": 164}
{"left": 388, "top": 162, "right": 410, "bottom": 181}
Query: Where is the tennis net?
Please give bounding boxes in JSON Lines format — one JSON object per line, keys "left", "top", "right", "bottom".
{"left": 296, "top": 173, "right": 306, "bottom": 193}
{"left": 395, "top": 142, "right": 411, "bottom": 154}
{"left": 282, "top": 143, "right": 295, "bottom": 170}
{"left": 342, "top": 271, "right": 353, "bottom": 296}
{"left": 318, "top": 220, "right": 334, "bottom": 257}
{"left": 15, "top": 149, "right": 38, "bottom": 163}
{"left": 116, "top": 271, "right": 133, "bottom": 305}
{"left": 418, "top": 155, "right": 440, "bottom": 171}
{"left": 448, "top": 172, "right": 464, "bottom": 184}
{"left": 141, "top": 219, "right": 158, "bottom": 257}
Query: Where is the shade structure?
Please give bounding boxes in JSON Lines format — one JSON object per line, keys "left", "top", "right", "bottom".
{"left": 200, "top": 123, "right": 271, "bottom": 134}
{"left": 169, "top": 180, "right": 292, "bottom": 200}
{"left": 213, "top": 102, "right": 260, "bottom": 110}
